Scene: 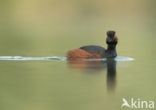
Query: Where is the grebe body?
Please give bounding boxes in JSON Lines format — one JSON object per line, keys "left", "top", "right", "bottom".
{"left": 67, "top": 31, "right": 118, "bottom": 60}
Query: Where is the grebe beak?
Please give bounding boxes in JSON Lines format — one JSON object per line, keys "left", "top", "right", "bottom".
{"left": 107, "top": 37, "right": 114, "bottom": 43}
{"left": 107, "top": 38, "right": 113, "bottom": 42}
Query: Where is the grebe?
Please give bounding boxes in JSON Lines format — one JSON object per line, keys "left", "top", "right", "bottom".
{"left": 67, "top": 31, "right": 118, "bottom": 60}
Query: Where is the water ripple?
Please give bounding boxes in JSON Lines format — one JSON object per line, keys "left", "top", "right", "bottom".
{"left": 0, "top": 56, "right": 134, "bottom": 62}
{"left": 0, "top": 56, "right": 66, "bottom": 61}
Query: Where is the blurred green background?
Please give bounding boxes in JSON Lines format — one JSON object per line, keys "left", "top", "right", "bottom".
{"left": 0, "top": 0, "right": 156, "bottom": 110}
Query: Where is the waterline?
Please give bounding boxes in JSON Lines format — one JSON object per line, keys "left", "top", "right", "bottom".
{"left": 0, "top": 56, "right": 134, "bottom": 62}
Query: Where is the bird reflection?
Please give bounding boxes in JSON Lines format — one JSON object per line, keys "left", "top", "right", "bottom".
{"left": 106, "top": 59, "right": 116, "bottom": 92}
{"left": 67, "top": 58, "right": 117, "bottom": 92}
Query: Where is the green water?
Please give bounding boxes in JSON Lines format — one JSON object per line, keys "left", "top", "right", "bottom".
{"left": 0, "top": 0, "right": 156, "bottom": 110}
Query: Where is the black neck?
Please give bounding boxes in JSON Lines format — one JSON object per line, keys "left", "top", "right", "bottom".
{"left": 105, "top": 44, "right": 117, "bottom": 58}
{"left": 107, "top": 44, "right": 116, "bottom": 51}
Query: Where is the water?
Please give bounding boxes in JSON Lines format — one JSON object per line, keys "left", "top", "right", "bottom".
{"left": 0, "top": 0, "right": 156, "bottom": 110}
{"left": 0, "top": 56, "right": 135, "bottom": 110}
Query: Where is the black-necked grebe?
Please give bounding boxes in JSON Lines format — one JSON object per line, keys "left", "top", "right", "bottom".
{"left": 67, "top": 31, "right": 118, "bottom": 59}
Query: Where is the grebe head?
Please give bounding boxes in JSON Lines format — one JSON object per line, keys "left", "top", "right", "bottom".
{"left": 106, "top": 31, "right": 118, "bottom": 46}
{"left": 107, "top": 31, "right": 116, "bottom": 38}
{"left": 105, "top": 30, "right": 118, "bottom": 58}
